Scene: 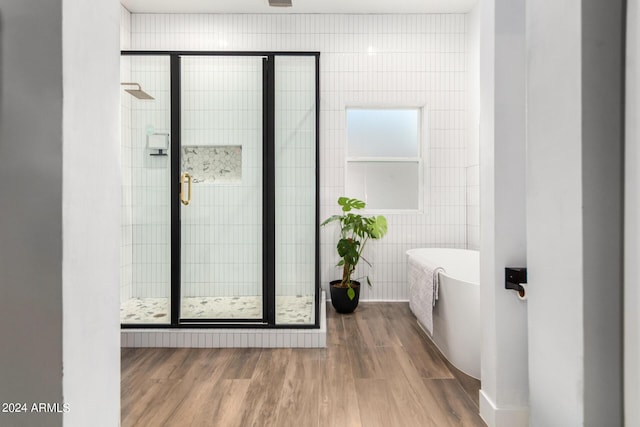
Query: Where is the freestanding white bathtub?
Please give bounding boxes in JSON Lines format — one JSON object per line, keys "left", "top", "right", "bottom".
{"left": 406, "top": 248, "right": 480, "bottom": 379}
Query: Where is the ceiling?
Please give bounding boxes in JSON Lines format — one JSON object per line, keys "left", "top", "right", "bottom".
{"left": 121, "top": 0, "right": 478, "bottom": 14}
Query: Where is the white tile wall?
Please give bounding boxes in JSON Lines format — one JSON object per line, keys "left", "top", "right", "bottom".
{"left": 120, "top": 5, "right": 132, "bottom": 304}
{"left": 130, "top": 55, "right": 172, "bottom": 298}
{"left": 126, "top": 13, "right": 471, "bottom": 301}
{"left": 466, "top": 4, "right": 480, "bottom": 252}
{"left": 275, "top": 56, "right": 317, "bottom": 302}
{"left": 181, "top": 56, "right": 263, "bottom": 298}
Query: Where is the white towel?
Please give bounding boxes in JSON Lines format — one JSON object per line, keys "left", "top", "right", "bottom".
{"left": 408, "top": 254, "right": 445, "bottom": 335}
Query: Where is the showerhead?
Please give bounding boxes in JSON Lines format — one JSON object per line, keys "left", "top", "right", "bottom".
{"left": 121, "top": 82, "right": 154, "bottom": 100}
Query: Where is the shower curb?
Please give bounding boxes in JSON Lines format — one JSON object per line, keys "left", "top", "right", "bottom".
{"left": 121, "top": 292, "right": 326, "bottom": 348}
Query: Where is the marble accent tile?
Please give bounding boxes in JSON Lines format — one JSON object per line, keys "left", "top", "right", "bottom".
{"left": 182, "top": 145, "right": 242, "bottom": 183}
{"left": 121, "top": 297, "right": 170, "bottom": 323}
{"left": 121, "top": 295, "right": 313, "bottom": 324}
{"left": 276, "top": 295, "right": 314, "bottom": 324}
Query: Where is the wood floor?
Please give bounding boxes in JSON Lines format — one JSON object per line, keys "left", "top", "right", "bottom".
{"left": 121, "top": 302, "right": 486, "bottom": 427}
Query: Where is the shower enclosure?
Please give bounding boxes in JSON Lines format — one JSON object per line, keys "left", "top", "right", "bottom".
{"left": 120, "top": 52, "right": 319, "bottom": 328}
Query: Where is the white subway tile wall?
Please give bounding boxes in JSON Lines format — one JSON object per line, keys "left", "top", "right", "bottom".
{"left": 125, "top": 13, "right": 470, "bottom": 302}
{"left": 120, "top": 6, "right": 132, "bottom": 304}
{"left": 129, "top": 55, "right": 172, "bottom": 300}
{"left": 274, "top": 56, "right": 317, "bottom": 310}
{"left": 181, "top": 56, "right": 263, "bottom": 299}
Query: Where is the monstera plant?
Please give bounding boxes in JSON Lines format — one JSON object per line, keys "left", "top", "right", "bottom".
{"left": 322, "top": 197, "right": 388, "bottom": 313}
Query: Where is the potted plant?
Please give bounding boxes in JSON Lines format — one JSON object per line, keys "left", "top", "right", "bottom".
{"left": 321, "top": 197, "right": 388, "bottom": 313}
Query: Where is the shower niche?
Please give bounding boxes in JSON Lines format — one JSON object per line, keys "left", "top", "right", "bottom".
{"left": 182, "top": 146, "right": 242, "bottom": 183}
{"left": 119, "top": 52, "right": 319, "bottom": 329}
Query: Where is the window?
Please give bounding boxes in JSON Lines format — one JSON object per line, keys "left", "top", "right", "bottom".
{"left": 345, "top": 108, "right": 422, "bottom": 210}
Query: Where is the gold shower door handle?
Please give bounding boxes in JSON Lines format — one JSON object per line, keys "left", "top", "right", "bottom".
{"left": 180, "top": 172, "right": 192, "bottom": 206}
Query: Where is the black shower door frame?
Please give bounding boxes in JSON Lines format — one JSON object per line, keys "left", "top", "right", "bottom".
{"left": 121, "top": 51, "right": 320, "bottom": 329}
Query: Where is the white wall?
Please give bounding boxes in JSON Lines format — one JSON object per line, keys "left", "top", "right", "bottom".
{"left": 0, "top": 0, "right": 120, "bottom": 426}
{"left": 62, "top": 0, "right": 121, "bottom": 424}
{"left": 0, "top": 1, "right": 64, "bottom": 425}
{"left": 626, "top": 1, "right": 640, "bottom": 424}
{"left": 526, "top": 0, "right": 624, "bottom": 425}
{"left": 127, "top": 13, "right": 471, "bottom": 301}
{"left": 527, "top": 3, "right": 584, "bottom": 424}
{"left": 479, "top": 0, "right": 529, "bottom": 425}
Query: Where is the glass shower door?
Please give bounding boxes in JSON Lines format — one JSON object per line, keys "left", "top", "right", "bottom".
{"left": 120, "top": 54, "right": 172, "bottom": 325}
{"left": 179, "top": 56, "right": 264, "bottom": 321}
{"left": 274, "top": 56, "right": 317, "bottom": 325}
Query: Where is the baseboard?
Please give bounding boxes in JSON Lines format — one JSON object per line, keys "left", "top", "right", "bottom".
{"left": 479, "top": 389, "right": 529, "bottom": 427}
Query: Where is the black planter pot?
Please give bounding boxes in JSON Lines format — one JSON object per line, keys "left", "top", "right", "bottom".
{"left": 329, "top": 280, "right": 361, "bottom": 314}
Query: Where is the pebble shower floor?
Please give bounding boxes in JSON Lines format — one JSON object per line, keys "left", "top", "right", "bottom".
{"left": 120, "top": 295, "right": 314, "bottom": 324}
